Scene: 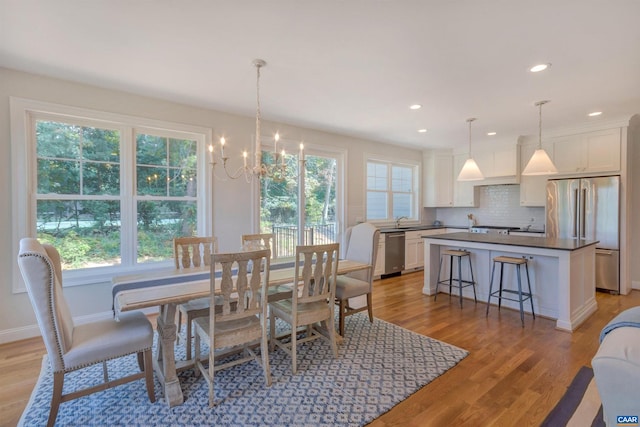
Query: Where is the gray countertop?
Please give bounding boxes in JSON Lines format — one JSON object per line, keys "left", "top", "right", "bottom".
{"left": 422, "top": 231, "right": 598, "bottom": 251}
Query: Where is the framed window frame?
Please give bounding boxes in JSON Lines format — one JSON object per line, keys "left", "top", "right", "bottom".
{"left": 253, "top": 137, "right": 346, "bottom": 263}
{"left": 364, "top": 154, "right": 421, "bottom": 225}
{"left": 10, "top": 97, "right": 213, "bottom": 292}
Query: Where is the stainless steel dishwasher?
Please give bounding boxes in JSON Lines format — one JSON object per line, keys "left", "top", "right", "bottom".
{"left": 384, "top": 232, "right": 405, "bottom": 277}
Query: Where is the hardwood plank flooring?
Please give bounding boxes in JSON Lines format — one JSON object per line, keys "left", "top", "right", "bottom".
{"left": 1, "top": 270, "right": 638, "bottom": 426}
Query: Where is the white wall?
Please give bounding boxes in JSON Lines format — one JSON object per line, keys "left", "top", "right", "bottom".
{"left": 0, "top": 67, "right": 423, "bottom": 342}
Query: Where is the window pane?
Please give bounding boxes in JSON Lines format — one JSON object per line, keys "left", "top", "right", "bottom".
{"left": 136, "top": 134, "right": 198, "bottom": 197}
{"left": 168, "top": 138, "right": 197, "bottom": 168}
{"left": 137, "top": 200, "right": 197, "bottom": 264}
{"left": 304, "top": 155, "right": 337, "bottom": 247}
{"left": 37, "top": 159, "right": 81, "bottom": 194}
{"left": 82, "top": 127, "right": 120, "bottom": 163}
{"left": 367, "top": 162, "right": 388, "bottom": 190}
{"left": 260, "top": 151, "right": 299, "bottom": 259}
{"left": 36, "top": 120, "right": 121, "bottom": 196}
{"left": 392, "top": 166, "right": 412, "bottom": 192}
{"left": 392, "top": 193, "right": 412, "bottom": 218}
{"left": 36, "top": 121, "right": 80, "bottom": 159}
{"left": 137, "top": 166, "right": 168, "bottom": 196}
{"left": 367, "top": 192, "right": 387, "bottom": 219}
{"left": 37, "top": 200, "right": 122, "bottom": 269}
{"left": 136, "top": 134, "right": 167, "bottom": 166}
{"left": 169, "top": 168, "right": 197, "bottom": 197}
{"left": 83, "top": 161, "right": 120, "bottom": 195}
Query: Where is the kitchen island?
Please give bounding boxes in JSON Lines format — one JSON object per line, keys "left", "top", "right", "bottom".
{"left": 422, "top": 232, "right": 599, "bottom": 332}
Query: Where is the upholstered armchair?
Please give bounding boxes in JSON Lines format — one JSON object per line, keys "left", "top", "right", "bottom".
{"left": 592, "top": 307, "right": 640, "bottom": 426}
{"left": 17, "top": 238, "right": 155, "bottom": 427}
{"left": 335, "top": 223, "right": 380, "bottom": 336}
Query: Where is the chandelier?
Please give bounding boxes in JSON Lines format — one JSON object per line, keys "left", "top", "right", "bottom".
{"left": 208, "top": 59, "right": 304, "bottom": 182}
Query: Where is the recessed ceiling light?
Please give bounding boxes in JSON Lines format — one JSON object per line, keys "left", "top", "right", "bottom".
{"left": 417, "top": 129, "right": 427, "bottom": 133}
{"left": 588, "top": 111, "right": 602, "bottom": 117}
{"left": 487, "top": 132, "right": 497, "bottom": 136}
{"left": 409, "top": 104, "right": 422, "bottom": 110}
{"left": 530, "top": 63, "right": 551, "bottom": 72}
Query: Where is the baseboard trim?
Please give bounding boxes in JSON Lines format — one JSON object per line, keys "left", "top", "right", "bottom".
{"left": 0, "top": 306, "right": 159, "bottom": 345}
{"left": 632, "top": 280, "right": 640, "bottom": 290}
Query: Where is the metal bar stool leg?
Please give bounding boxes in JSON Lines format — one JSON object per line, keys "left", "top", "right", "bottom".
{"left": 468, "top": 254, "right": 477, "bottom": 303}
{"left": 457, "top": 255, "right": 464, "bottom": 308}
{"left": 498, "top": 262, "right": 504, "bottom": 311}
{"left": 486, "top": 260, "right": 496, "bottom": 316}
{"left": 434, "top": 255, "right": 443, "bottom": 301}
{"left": 448, "top": 255, "right": 453, "bottom": 301}
{"left": 516, "top": 264, "right": 525, "bottom": 327}
{"left": 525, "top": 262, "right": 535, "bottom": 319}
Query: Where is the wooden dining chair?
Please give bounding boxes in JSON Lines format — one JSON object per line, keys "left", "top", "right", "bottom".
{"left": 17, "top": 238, "right": 155, "bottom": 427}
{"left": 335, "top": 223, "right": 380, "bottom": 336}
{"left": 193, "top": 248, "right": 272, "bottom": 407}
{"left": 173, "top": 236, "right": 217, "bottom": 361}
{"left": 269, "top": 243, "right": 340, "bottom": 374}
{"left": 241, "top": 233, "right": 273, "bottom": 253}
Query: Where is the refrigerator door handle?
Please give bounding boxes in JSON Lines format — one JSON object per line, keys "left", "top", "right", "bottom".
{"left": 572, "top": 188, "right": 579, "bottom": 238}
{"left": 581, "top": 188, "right": 587, "bottom": 239}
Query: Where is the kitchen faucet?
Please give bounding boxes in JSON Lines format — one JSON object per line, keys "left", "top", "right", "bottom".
{"left": 395, "top": 216, "right": 408, "bottom": 228}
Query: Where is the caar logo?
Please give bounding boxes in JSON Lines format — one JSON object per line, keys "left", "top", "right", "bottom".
{"left": 617, "top": 415, "right": 639, "bottom": 425}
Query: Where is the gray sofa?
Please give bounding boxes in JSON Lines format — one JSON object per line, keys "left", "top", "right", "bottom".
{"left": 591, "top": 306, "right": 640, "bottom": 425}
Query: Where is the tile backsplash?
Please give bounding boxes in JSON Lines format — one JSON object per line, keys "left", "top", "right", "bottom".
{"left": 429, "top": 185, "right": 545, "bottom": 230}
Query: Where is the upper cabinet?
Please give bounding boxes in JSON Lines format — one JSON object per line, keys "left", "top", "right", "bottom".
{"left": 474, "top": 146, "right": 519, "bottom": 179}
{"left": 423, "top": 151, "right": 453, "bottom": 207}
{"left": 551, "top": 128, "right": 621, "bottom": 174}
{"left": 518, "top": 127, "right": 623, "bottom": 207}
{"left": 424, "top": 145, "right": 516, "bottom": 208}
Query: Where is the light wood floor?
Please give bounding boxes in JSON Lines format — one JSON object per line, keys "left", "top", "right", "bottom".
{"left": 1, "top": 270, "right": 638, "bottom": 427}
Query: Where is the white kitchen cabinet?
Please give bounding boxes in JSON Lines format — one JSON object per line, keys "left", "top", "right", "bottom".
{"left": 453, "top": 153, "right": 479, "bottom": 207}
{"left": 475, "top": 146, "right": 518, "bottom": 178}
{"left": 519, "top": 141, "right": 552, "bottom": 207}
{"left": 423, "top": 151, "right": 453, "bottom": 207}
{"left": 374, "top": 233, "right": 385, "bottom": 278}
{"left": 552, "top": 128, "right": 621, "bottom": 174}
{"left": 404, "top": 229, "right": 447, "bottom": 270}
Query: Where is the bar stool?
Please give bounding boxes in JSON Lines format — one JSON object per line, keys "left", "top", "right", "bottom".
{"left": 434, "top": 249, "right": 477, "bottom": 308}
{"left": 486, "top": 256, "right": 535, "bottom": 327}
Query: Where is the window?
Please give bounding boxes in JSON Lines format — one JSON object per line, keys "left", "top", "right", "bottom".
{"left": 366, "top": 159, "right": 419, "bottom": 222}
{"left": 11, "top": 98, "right": 211, "bottom": 290}
{"left": 259, "top": 141, "right": 343, "bottom": 260}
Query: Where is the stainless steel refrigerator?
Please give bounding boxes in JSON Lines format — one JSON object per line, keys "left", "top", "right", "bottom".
{"left": 546, "top": 176, "right": 620, "bottom": 293}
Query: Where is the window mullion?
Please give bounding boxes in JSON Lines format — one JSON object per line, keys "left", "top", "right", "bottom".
{"left": 120, "top": 126, "right": 135, "bottom": 267}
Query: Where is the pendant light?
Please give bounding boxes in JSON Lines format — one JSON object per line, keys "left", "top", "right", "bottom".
{"left": 457, "top": 118, "right": 484, "bottom": 181}
{"left": 522, "top": 100, "right": 558, "bottom": 176}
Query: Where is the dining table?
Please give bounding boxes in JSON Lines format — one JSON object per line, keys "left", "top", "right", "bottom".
{"left": 112, "top": 258, "right": 371, "bottom": 407}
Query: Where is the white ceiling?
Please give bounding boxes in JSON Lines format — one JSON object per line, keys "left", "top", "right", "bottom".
{"left": 2, "top": 0, "right": 640, "bottom": 150}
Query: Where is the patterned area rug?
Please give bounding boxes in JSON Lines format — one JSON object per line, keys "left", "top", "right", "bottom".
{"left": 541, "top": 366, "right": 604, "bottom": 427}
{"left": 20, "top": 313, "right": 468, "bottom": 426}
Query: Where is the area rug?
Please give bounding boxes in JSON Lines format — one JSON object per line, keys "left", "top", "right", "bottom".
{"left": 541, "top": 366, "right": 604, "bottom": 427}
{"left": 20, "top": 313, "right": 468, "bottom": 426}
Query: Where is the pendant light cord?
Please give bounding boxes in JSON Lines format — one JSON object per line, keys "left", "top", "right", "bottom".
{"left": 535, "top": 100, "right": 549, "bottom": 149}
{"left": 538, "top": 102, "right": 542, "bottom": 149}
{"left": 256, "top": 62, "right": 261, "bottom": 154}
{"left": 466, "top": 118, "right": 476, "bottom": 159}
